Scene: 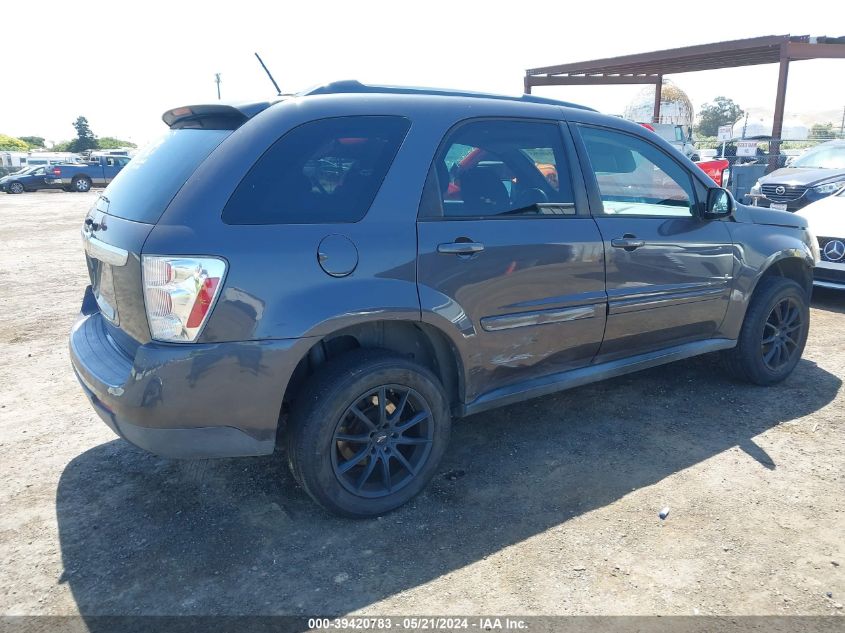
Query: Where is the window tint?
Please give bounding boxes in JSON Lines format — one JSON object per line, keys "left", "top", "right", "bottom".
{"left": 223, "top": 116, "right": 410, "bottom": 224}
{"left": 431, "top": 120, "right": 575, "bottom": 219}
{"left": 581, "top": 126, "right": 695, "bottom": 217}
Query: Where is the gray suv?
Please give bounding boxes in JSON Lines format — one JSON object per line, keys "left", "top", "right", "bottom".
{"left": 70, "top": 81, "right": 819, "bottom": 517}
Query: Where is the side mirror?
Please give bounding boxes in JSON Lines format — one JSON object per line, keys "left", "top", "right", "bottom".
{"left": 704, "top": 187, "right": 734, "bottom": 219}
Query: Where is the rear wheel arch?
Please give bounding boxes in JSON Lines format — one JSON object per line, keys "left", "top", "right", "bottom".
{"left": 281, "top": 320, "right": 465, "bottom": 421}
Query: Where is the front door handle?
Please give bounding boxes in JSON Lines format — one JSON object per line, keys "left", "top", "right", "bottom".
{"left": 611, "top": 237, "right": 646, "bottom": 251}
{"left": 437, "top": 241, "right": 485, "bottom": 255}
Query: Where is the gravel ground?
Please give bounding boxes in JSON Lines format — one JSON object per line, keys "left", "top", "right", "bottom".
{"left": 0, "top": 191, "right": 843, "bottom": 618}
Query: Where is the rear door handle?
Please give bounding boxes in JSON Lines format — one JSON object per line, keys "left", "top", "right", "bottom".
{"left": 611, "top": 237, "right": 646, "bottom": 250}
{"left": 437, "top": 241, "right": 485, "bottom": 255}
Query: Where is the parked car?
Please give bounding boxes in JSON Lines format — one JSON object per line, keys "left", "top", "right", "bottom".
{"left": 0, "top": 165, "right": 51, "bottom": 193}
{"left": 639, "top": 123, "right": 699, "bottom": 161}
{"left": 695, "top": 157, "right": 730, "bottom": 187}
{"left": 797, "top": 186, "right": 845, "bottom": 289}
{"left": 748, "top": 139, "right": 845, "bottom": 211}
{"left": 70, "top": 81, "right": 818, "bottom": 517}
{"left": 46, "top": 154, "right": 131, "bottom": 192}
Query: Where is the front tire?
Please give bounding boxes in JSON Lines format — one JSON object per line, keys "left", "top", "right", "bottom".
{"left": 722, "top": 276, "right": 809, "bottom": 385}
{"left": 8, "top": 182, "right": 24, "bottom": 194}
{"left": 286, "top": 349, "right": 451, "bottom": 517}
{"left": 72, "top": 176, "right": 92, "bottom": 192}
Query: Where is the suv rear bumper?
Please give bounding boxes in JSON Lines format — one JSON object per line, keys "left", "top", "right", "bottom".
{"left": 69, "top": 290, "right": 312, "bottom": 458}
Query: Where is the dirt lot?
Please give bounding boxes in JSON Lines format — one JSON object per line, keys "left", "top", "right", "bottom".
{"left": 0, "top": 190, "right": 843, "bottom": 618}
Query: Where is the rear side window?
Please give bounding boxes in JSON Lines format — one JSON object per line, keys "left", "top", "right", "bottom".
{"left": 222, "top": 116, "right": 410, "bottom": 224}
{"left": 101, "top": 129, "right": 231, "bottom": 223}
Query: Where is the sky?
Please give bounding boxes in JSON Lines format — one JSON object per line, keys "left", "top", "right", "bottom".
{"left": 2, "top": 0, "right": 843, "bottom": 147}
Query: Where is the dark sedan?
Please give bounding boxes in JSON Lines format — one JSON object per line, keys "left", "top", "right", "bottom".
{"left": 0, "top": 165, "right": 58, "bottom": 194}
{"left": 748, "top": 139, "right": 845, "bottom": 212}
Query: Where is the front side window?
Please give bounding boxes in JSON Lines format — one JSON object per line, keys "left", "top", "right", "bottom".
{"left": 223, "top": 116, "right": 410, "bottom": 224}
{"left": 428, "top": 119, "right": 575, "bottom": 219}
{"left": 580, "top": 126, "right": 695, "bottom": 217}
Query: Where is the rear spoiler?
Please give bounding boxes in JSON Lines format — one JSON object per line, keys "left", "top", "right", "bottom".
{"left": 161, "top": 101, "right": 279, "bottom": 130}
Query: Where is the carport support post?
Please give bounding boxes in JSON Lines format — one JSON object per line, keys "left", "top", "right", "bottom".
{"left": 769, "top": 47, "right": 790, "bottom": 171}
{"left": 652, "top": 75, "right": 663, "bottom": 124}
{"left": 524, "top": 75, "right": 533, "bottom": 94}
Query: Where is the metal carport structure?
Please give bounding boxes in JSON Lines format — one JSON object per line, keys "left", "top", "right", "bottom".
{"left": 524, "top": 34, "right": 845, "bottom": 157}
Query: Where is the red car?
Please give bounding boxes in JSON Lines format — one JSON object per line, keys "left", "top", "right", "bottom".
{"left": 695, "top": 158, "right": 730, "bottom": 187}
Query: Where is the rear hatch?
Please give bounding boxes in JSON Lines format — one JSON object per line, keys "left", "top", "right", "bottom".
{"left": 81, "top": 106, "right": 259, "bottom": 345}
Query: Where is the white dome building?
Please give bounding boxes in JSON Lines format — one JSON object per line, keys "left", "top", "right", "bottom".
{"left": 623, "top": 80, "right": 694, "bottom": 127}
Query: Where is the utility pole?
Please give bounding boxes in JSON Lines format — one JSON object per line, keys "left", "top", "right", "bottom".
{"left": 215, "top": 73, "right": 222, "bottom": 100}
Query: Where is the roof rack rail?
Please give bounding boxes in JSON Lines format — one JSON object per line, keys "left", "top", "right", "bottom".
{"left": 301, "top": 80, "right": 596, "bottom": 112}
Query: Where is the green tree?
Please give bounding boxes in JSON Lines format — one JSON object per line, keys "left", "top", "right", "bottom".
{"left": 809, "top": 122, "right": 835, "bottom": 139}
{"left": 0, "top": 134, "right": 29, "bottom": 151}
{"left": 97, "top": 137, "right": 137, "bottom": 149}
{"left": 51, "top": 140, "right": 72, "bottom": 152}
{"left": 19, "top": 136, "right": 45, "bottom": 149}
{"left": 68, "top": 116, "right": 98, "bottom": 153}
{"left": 695, "top": 97, "right": 744, "bottom": 137}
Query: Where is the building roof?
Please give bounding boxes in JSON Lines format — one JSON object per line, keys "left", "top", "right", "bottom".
{"left": 525, "top": 35, "right": 845, "bottom": 85}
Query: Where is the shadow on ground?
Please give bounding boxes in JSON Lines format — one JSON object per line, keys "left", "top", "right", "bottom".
{"left": 811, "top": 287, "right": 845, "bottom": 315}
{"left": 56, "top": 354, "right": 840, "bottom": 618}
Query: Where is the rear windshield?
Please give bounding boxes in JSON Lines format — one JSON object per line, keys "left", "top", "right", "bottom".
{"left": 101, "top": 129, "right": 231, "bottom": 223}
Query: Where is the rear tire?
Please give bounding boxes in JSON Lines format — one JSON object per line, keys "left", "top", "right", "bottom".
{"left": 286, "top": 349, "right": 451, "bottom": 517}
{"left": 722, "top": 276, "right": 809, "bottom": 385}
{"left": 72, "top": 176, "right": 92, "bottom": 192}
{"left": 8, "top": 182, "right": 24, "bottom": 194}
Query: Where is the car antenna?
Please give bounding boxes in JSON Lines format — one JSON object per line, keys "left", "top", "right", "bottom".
{"left": 254, "top": 52, "right": 282, "bottom": 97}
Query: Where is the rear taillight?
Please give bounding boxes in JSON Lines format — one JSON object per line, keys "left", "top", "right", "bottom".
{"left": 141, "top": 256, "right": 226, "bottom": 342}
{"left": 52, "top": 168, "right": 61, "bottom": 176}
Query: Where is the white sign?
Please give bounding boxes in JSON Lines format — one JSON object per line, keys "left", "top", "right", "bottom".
{"left": 736, "top": 140, "right": 759, "bottom": 157}
{"left": 717, "top": 125, "right": 733, "bottom": 142}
